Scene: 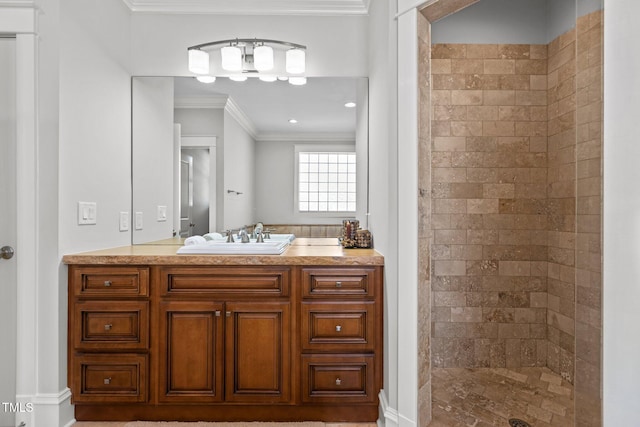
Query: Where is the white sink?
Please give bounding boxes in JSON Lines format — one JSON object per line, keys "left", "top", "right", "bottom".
{"left": 177, "top": 239, "right": 290, "bottom": 255}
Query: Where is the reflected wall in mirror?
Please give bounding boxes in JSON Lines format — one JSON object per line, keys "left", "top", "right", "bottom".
{"left": 132, "top": 76, "right": 369, "bottom": 244}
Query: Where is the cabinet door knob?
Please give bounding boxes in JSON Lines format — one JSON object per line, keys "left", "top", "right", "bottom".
{"left": 215, "top": 311, "right": 221, "bottom": 317}
{"left": 104, "top": 280, "right": 112, "bottom": 287}
{"left": 335, "top": 325, "right": 342, "bottom": 332}
{"left": 335, "top": 378, "right": 342, "bottom": 386}
{"left": 104, "top": 377, "right": 111, "bottom": 385}
{"left": 226, "top": 311, "right": 231, "bottom": 317}
{"left": 335, "top": 281, "right": 342, "bottom": 288}
{"left": 104, "top": 324, "right": 112, "bottom": 331}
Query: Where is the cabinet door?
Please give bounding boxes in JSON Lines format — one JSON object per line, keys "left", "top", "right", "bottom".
{"left": 225, "top": 302, "right": 291, "bottom": 403}
{"left": 158, "top": 301, "right": 224, "bottom": 403}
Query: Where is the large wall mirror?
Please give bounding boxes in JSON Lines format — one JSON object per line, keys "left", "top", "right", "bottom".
{"left": 132, "top": 76, "right": 369, "bottom": 244}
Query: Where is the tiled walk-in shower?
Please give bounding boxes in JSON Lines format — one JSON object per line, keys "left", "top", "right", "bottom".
{"left": 431, "top": 367, "right": 573, "bottom": 426}
{"left": 418, "top": 2, "right": 602, "bottom": 426}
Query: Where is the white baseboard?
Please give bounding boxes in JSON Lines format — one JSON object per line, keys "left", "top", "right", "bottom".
{"left": 378, "top": 389, "right": 398, "bottom": 427}
{"left": 15, "top": 388, "right": 74, "bottom": 427}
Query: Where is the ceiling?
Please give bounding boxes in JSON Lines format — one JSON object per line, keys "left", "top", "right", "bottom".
{"left": 121, "top": 0, "right": 370, "bottom": 15}
{"left": 174, "top": 76, "right": 361, "bottom": 140}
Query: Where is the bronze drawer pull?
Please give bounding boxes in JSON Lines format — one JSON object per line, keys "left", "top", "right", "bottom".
{"left": 104, "top": 377, "right": 111, "bottom": 385}
{"left": 104, "top": 280, "right": 112, "bottom": 287}
{"left": 335, "top": 281, "right": 342, "bottom": 288}
{"left": 335, "top": 325, "right": 342, "bottom": 332}
{"left": 104, "top": 324, "right": 113, "bottom": 331}
{"left": 335, "top": 378, "right": 342, "bottom": 386}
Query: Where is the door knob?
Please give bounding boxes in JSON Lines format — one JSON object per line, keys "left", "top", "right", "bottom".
{"left": 1, "top": 246, "right": 14, "bottom": 260}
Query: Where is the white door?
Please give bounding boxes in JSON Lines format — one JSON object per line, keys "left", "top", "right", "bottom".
{"left": 179, "top": 154, "right": 194, "bottom": 237}
{"left": 0, "top": 36, "right": 17, "bottom": 427}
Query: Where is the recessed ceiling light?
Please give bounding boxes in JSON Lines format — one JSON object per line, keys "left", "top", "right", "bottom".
{"left": 288, "top": 119, "right": 298, "bottom": 124}
{"left": 344, "top": 101, "right": 356, "bottom": 108}
{"left": 196, "top": 75, "right": 216, "bottom": 84}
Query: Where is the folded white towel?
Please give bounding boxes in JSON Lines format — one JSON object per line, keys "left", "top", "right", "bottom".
{"left": 203, "top": 232, "right": 224, "bottom": 241}
{"left": 184, "top": 235, "right": 207, "bottom": 246}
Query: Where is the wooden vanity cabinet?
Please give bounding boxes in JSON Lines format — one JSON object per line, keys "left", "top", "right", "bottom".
{"left": 68, "top": 262, "right": 382, "bottom": 422}
{"left": 68, "top": 266, "right": 150, "bottom": 404}
{"left": 299, "top": 267, "right": 382, "bottom": 404}
{"left": 156, "top": 266, "right": 292, "bottom": 404}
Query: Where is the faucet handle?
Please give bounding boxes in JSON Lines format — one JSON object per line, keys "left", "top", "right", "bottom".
{"left": 256, "top": 231, "right": 264, "bottom": 243}
{"left": 225, "top": 230, "right": 235, "bottom": 243}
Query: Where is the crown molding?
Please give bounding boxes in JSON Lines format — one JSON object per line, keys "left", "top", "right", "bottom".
{"left": 120, "top": 0, "right": 369, "bottom": 15}
{"left": 174, "top": 95, "right": 258, "bottom": 139}
{"left": 224, "top": 97, "right": 258, "bottom": 139}
{"left": 0, "top": 1, "right": 35, "bottom": 6}
{"left": 174, "top": 95, "right": 228, "bottom": 109}
{"left": 256, "top": 132, "right": 355, "bottom": 143}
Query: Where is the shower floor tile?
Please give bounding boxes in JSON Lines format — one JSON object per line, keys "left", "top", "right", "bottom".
{"left": 431, "top": 367, "right": 574, "bottom": 426}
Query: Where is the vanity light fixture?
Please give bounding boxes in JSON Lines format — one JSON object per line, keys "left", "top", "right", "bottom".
{"left": 288, "top": 76, "right": 307, "bottom": 86}
{"left": 259, "top": 75, "right": 278, "bottom": 82}
{"left": 229, "top": 75, "right": 248, "bottom": 82}
{"left": 188, "top": 38, "right": 307, "bottom": 84}
{"left": 196, "top": 75, "right": 216, "bottom": 83}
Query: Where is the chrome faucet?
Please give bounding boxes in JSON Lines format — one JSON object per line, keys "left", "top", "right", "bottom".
{"left": 238, "top": 228, "right": 250, "bottom": 243}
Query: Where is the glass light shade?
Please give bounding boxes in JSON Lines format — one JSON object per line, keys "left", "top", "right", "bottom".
{"left": 221, "top": 46, "right": 242, "bottom": 71}
{"left": 229, "top": 75, "right": 248, "bottom": 82}
{"left": 253, "top": 45, "right": 274, "bottom": 71}
{"left": 259, "top": 75, "right": 277, "bottom": 82}
{"left": 188, "top": 49, "right": 209, "bottom": 74}
{"left": 196, "top": 75, "right": 216, "bottom": 83}
{"left": 286, "top": 48, "right": 306, "bottom": 74}
{"left": 288, "top": 76, "right": 307, "bottom": 86}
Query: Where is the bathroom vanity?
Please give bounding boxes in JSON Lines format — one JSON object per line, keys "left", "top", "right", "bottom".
{"left": 63, "top": 238, "right": 384, "bottom": 422}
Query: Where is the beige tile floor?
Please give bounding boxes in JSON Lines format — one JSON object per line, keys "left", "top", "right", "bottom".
{"left": 431, "top": 367, "right": 574, "bottom": 427}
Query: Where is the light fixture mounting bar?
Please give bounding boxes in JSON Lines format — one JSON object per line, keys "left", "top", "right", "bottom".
{"left": 188, "top": 38, "right": 306, "bottom": 51}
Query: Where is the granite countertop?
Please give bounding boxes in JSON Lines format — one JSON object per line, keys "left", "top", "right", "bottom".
{"left": 62, "top": 238, "right": 384, "bottom": 266}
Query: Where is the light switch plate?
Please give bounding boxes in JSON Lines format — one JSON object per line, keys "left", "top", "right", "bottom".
{"left": 119, "top": 212, "right": 130, "bottom": 231}
{"left": 78, "top": 202, "right": 97, "bottom": 225}
{"left": 135, "top": 212, "right": 144, "bottom": 230}
{"left": 157, "top": 205, "right": 167, "bottom": 222}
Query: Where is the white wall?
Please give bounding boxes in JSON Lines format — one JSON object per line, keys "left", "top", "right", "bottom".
{"left": 430, "top": 0, "right": 600, "bottom": 44}
{"left": 59, "top": 0, "right": 132, "bottom": 253}
{"left": 223, "top": 110, "right": 256, "bottom": 230}
{"left": 603, "top": 0, "right": 640, "bottom": 423}
{"left": 132, "top": 77, "right": 175, "bottom": 243}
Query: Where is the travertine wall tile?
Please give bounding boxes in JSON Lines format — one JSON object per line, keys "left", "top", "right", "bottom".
{"left": 426, "top": 15, "right": 602, "bottom": 406}
{"left": 430, "top": 42, "right": 550, "bottom": 369}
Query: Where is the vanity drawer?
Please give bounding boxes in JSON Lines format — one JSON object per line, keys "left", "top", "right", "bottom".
{"left": 301, "top": 267, "right": 377, "bottom": 298}
{"left": 74, "top": 301, "right": 149, "bottom": 350}
{"left": 301, "top": 302, "right": 375, "bottom": 351}
{"left": 301, "top": 354, "right": 375, "bottom": 403}
{"left": 72, "top": 353, "right": 148, "bottom": 403}
{"left": 159, "top": 266, "right": 290, "bottom": 297}
{"left": 71, "top": 266, "right": 149, "bottom": 298}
